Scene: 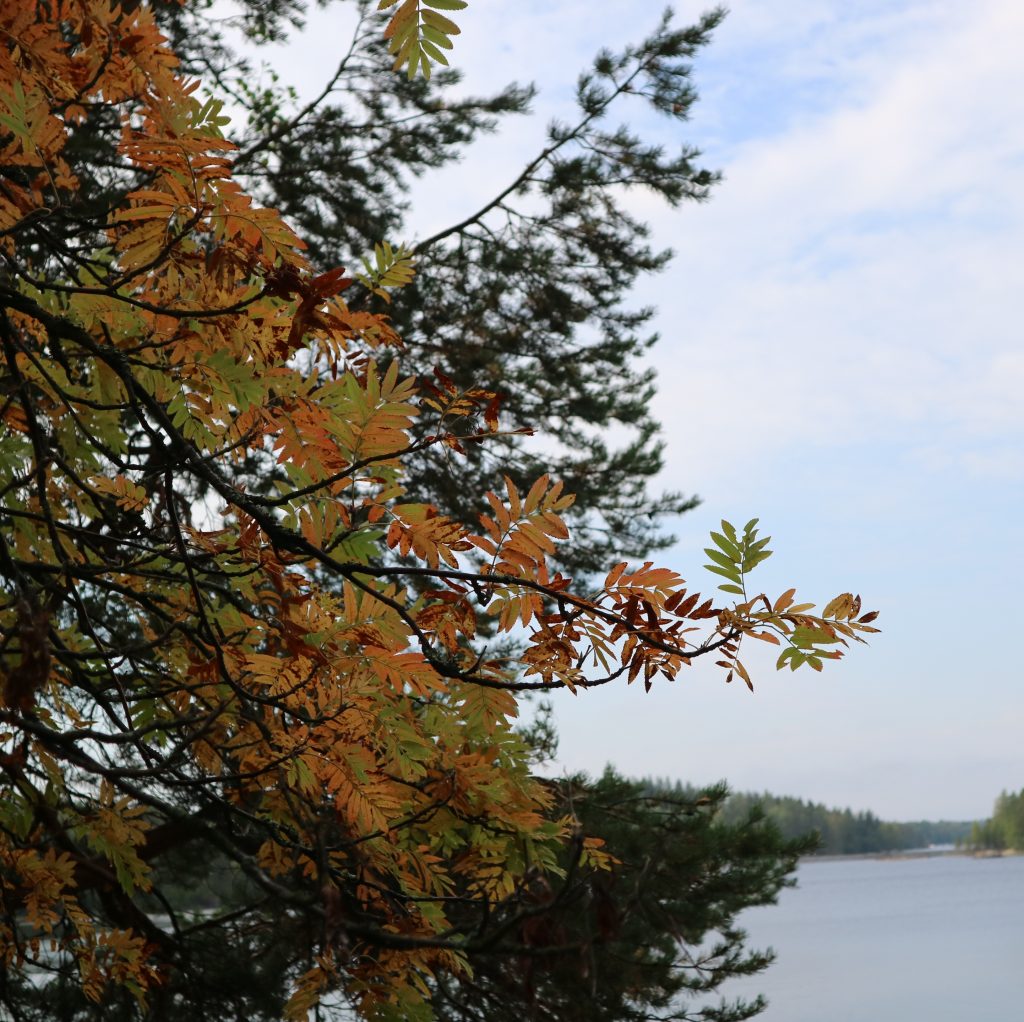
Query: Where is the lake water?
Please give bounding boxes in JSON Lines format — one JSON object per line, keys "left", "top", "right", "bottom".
{"left": 723, "top": 854, "right": 1024, "bottom": 1020}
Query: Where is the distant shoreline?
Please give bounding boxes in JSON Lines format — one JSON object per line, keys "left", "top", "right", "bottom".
{"left": 804, "top": 847, "right": 1019, "bottom": 863}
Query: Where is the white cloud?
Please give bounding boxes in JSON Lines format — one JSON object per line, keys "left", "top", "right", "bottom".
{"left": 640, "top": 0, "right": 1024, "bottom": 495}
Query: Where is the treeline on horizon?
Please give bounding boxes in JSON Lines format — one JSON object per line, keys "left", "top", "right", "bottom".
{"left": 640, "top": 778, "right": 975, "bottom": 855}
{"left": 965, "top": 788, "right": 1024, "bottom": 851}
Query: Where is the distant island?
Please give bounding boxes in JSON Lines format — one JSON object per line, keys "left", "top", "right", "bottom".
{"left": 641, "top": 777, "right": 976, "bottom": 855}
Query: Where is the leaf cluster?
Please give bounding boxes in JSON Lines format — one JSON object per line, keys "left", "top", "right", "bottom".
{"left": 0, "top": 4, "right": 874, "bottom": 1020}
{"left": 381, "top": 0, "right": 469, "bottom": 80}
{"left": 141, "top": 0, "right": 725, "bottom": 579}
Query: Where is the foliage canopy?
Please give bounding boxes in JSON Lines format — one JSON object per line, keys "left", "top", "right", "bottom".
{"left": 152, "top": 0, "right": 726, "bottom": 578}
{"left": 0, "top": 2, "right": 876, "bottom": 1017}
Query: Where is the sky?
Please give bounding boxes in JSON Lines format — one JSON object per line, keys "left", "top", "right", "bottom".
{"left": 259, "top": 0, "right": 1024, "bottom": 820}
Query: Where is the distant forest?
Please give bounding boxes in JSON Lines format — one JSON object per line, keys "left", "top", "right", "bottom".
{"left": 965, "top": 788, "right": 1024, "bottom": 851}
{"left": 641, "top": 778, "right": 975, "bottom": 855}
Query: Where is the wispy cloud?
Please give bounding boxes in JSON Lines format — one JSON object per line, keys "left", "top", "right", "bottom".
{"left": 644, "top": 0, "right": 1024, "bottom": 494}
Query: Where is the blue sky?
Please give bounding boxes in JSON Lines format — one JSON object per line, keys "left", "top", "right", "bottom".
{"left": 266, "top": 1, "right": 1023, "bottom": 819}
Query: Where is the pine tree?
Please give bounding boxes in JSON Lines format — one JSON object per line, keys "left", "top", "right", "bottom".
{"left": 427, "top": 764, "right": 817, "bottom": 1022}
{"left": 154, "top": 0, "right": 726, "bottom": 576}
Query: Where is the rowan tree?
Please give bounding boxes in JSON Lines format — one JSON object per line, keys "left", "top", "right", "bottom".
{"left": 138, "top": 0, "right": 727, "bottom": 577}
{"left": 0, "top": 3, "right": 877, "bottom": 1019}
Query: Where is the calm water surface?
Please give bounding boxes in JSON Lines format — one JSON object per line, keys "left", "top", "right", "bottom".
{"left": 725, "top": 854, "right": 1024, "bottom": 1021}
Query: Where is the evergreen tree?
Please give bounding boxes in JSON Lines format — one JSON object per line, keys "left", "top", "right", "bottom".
{"left": 968, "top": 788, "right": 1024, "bottom": 850}
{"left": 719, "top": 792, "right": 973, "bottom": 854}
{"left": 428, "top": 767, "right": 815, "bottom": 1022}
{"left": 153, "top": 0, "right": 725, "bottom": 575}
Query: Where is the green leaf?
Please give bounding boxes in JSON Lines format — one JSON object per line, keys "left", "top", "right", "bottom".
{"left": 705, "top": 563, "right": 742, "bottom": 584}
{"left": 422, "top": 9, "right": 461, "bottom": 34}
{"left": 709, "top": 530, "right": 741, "bottom": 560}
{"left": 703, "top": 546, "right": 737, "bottom": 570}
{"left": 391, "top": 31, "right": 418, "bottom": 68}
{"left": 792, "top": 625, "right": 841, "bottom": 647}
{"left": 420, "top": 39, "right": 450, "bottom": 65}
{"left": 333, "top": 527, "right": 385, "bottom": 564}
{"left": 744, "top": 549, "right": 772, "bottom": 571}
{"left": 421, "top": 24, "right": 455, "bottom": 48}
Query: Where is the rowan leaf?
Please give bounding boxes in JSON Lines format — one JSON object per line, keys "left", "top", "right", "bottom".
{"left": 0, "top": 5, "right": 875, "bottom": 1017}
{"left": 380, "top": 0, "right": 466, "bottom": 77}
